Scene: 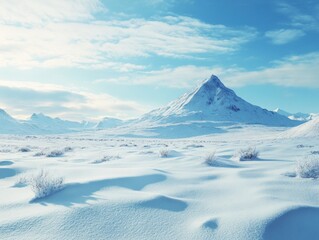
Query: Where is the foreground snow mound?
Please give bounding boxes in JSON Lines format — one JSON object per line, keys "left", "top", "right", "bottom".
{"left": 263, "top": 207, "right": 319, "bottom": 240}
{"left": 1, "top": 132, "right": 319, "bottom": 240}
{"left": 137, "top": 75, "right": 299, "bottom": 127}
{"left": 283, "top": 117, "right": 319, "bottom": 138}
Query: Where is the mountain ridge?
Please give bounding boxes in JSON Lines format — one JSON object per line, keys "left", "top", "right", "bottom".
{"left": 273, "top": 108, "right": 317, "bottom": 121}
{"left": 138, "top": 75, "right": 299, "bottom": 127}
{"left": 0, "top": 75, "right": 304, "bottom": 135}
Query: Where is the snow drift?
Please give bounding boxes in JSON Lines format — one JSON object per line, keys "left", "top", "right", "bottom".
{"left": 282, "top": 117, "right": 319, "bottom": 138}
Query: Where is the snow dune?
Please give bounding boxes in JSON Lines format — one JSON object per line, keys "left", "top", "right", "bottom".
{"left": 263, "top": 207, "right": 319, "bottom": 240}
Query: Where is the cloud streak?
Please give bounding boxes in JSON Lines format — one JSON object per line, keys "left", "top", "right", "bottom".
{"left": 0, "top": 1, "right": 257, "bottom": 69}
{"left": 0, "top": 80, "right": 148, "bottom": 121}
{"left": 223, "top": 52, "right": 319, "bottom": 88}
{"left": 265, "top": 29, "right": 304, "bottom": 44}
{"left": 96, "top": 52, "right": 319, "bottom": 89}
{"left": 0, "top": 0, "right": 104, "bottom": 25}
{"left": 276, "top": 2, "right": 319, "bottom": 31}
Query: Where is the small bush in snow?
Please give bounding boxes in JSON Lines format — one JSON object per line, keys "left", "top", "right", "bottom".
{"left": 0, "top": 149, "right": 11, "bottom": 153}
{"left": 159, "top": 149, "right": 170, "bottom": 158}
{"left": 237, "top": 147, "right": 259, "bottom": 161}
{"left": 205, "top": 153, "right": 217, "bottom": 166}
{"left": 64, "top": 147, "right": 73, "bottom": 152}
{"left": 18, "top": 147, "right": 31, "bottom": 152}
{"left": 295, "top": 156, "right": 319, "bottom": 178}
{"left": 15, "top": 174, "right": 29, "bottom": 187}
{"left": 34, "top": 151, "right": 46, "bottom": 157}
{"left": 297, "top": 144, "right": 313, "bottom": 149}
{"left": 46, "top": 150, "right": 64, "bottom": 158}
{"left": 187, "top": 144, "right": 204, "bottom": 148}
{"left": 93, "top": 155, "right": 120, "bottom": 164}
{"left": 140, "top": 150, "right": 154, "bottom": 154}
{"left": 29, "top": 170, "right": 64, "bottom": 199}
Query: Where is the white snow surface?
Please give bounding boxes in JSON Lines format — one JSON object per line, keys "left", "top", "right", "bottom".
{"left": 282, "top": 117, "right": 319, "bottom": 138}
{"left": 0, "top": 126, "right": 319, "bottom": 240}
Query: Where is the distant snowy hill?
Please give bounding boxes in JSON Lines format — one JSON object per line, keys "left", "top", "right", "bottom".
{"left": 0, "top": 75, "right": 303, "bottom": 136}
{"left": 282, "top": 116, "right": 319, "bottom": 138}
{"left": 0, "top": 110, "right": 96, "bottom": 134}
{"left": 138, "top": 75, "right": 299, "bottom": 127}
{"left": 26, "top": 113, "right": 91, "bottom": 133}
{"left": 103, "top": 75, "right": 301, "bottom": 138}
{"left": 272, "top": 108, "right": 291, "bottom": 118}
{"left": 0, "top": 109, "right": 41, "bottom": 134}
{"left": 95, "top": 117, "right": 123, "bottom": 129}
{"left": 273, "top": 108, "right": 316, "bottom": 121}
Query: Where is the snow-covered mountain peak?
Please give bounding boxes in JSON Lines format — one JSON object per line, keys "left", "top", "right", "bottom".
{"left": 0, "top": 109, "right": 15, "bottom": 121}
{"left": 144, "top": 74, "right": 242, "bottom": 119}
{"left": 184, "top": 74, "right": 237, "bottom": 110}
{"left": 0, "top": 108, "right": 8, "bottom": 116}
{"left": 30, "top": 113, "right": 48, "bottom": 120}
{"left": 273, "top": 108, "right": 317, "bottom": 121}
{"left": 201, "top": 74, "right": 227, "bottom": 90}
{"left": 139, "top": 74, "right": 300, "bottom": 127}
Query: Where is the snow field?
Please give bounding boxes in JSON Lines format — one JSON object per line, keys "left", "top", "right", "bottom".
{"left": 0, "top": 128, "right": 319, "bottom": 239}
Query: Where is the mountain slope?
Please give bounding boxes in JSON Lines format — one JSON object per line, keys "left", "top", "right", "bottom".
{"left": 139, "top": 75, "right": 299, "bottom": 127}
{"left": 273, "top": 108, "right": 315, "bottom": 121}
{"left": 282, "top": 117, "right": 319, "bottom": 138}
{"left": 0, "top": 109, "right": 41, "bottom": 134}
{"left": 27, "top": 113, "right": 86, "bottom": 133}
{"left": 95, "top": 117, "right": 123, "bottom": 129}
{"left": 0, "top": 110, "right": 95, "bottom": 135}
{"left": 273, "top": 108, "right": 291, "bottom": 118}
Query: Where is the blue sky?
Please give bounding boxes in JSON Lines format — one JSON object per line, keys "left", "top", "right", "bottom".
{"left": 0, "top": 0, "right": 318, "bottom": 120}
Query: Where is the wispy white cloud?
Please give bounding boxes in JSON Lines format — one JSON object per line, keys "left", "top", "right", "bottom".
{"left": 276, "top": 2, "right": 319, "bottom": 31}
{"left": 100, "top": 17, "right": 239, "bottom": 58}
{"left": 96, "top": 65, "right": 224, "bottom": 88}
{"left": 223, "top": 52, "right": 319, "bottom": 88}
{"left": 96, "top": 52, "right": 319, "bottom": 89}
{"left": 0, "top": 1, "right": 257, "bottom": 69}
{"left": 2, "top": 51, "right": 318, "bottom": 120}
{"left": 264, "top": 2, "right": 319, "bottom": 46}
{"left": 0, "top": 80, "right": 148, "bottom": 120}
{"left": 0, "top": 0, "right": 104, "bottom": 25}
{"left": 265, "top": 28, "right": 304, "bottom": 44}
